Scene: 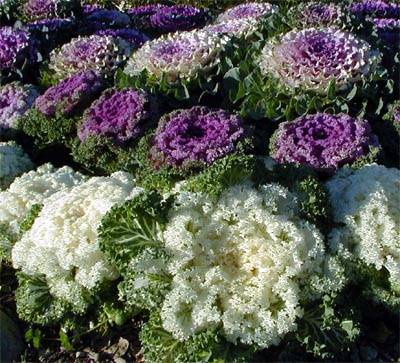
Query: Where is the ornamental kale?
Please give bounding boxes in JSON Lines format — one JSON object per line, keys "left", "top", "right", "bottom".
{"left": 286, "top": 2, "right": 346, "bottom": 29}
{"left": 26, "top": 18, "right": 77, "bottom": 54}
{"left": 215, "top": 2, "right": 278, "bottom": 23}
{"left": 20, "top": 70, "right": 107, "bottom": 146}
{"left": 99, "top": 183, "right": 342, "bottom": 361}
{"left": 0, "top": 26, "right": 39, "bottom": 73}
{"left": 126, "top": 4, "right": 166, "bottom": 33}
{"left": 47, "top": 34, "right": 133, "bottom": 82}
{"left": 72, "top": 88, "right": 157, "bottom": 173}
{"left": 0, "top": 141, "right": 34, "bottom": 190}
{"left": 204, "top": 19, "right": 261, "bottom": 38}
{"left": 372, "top": 17, "right": 400, "bottom": 44}
{"left": 260, "top": 27, "right": 381, "bottom": 94}
{"left": 95, "top": 28, "right": 149, "bottom": 48}
{"left": 122, "top": 29, "right": 228, "bottom": 101}
{"left": 0, "top": 81, "right": 39, "bottom": 136}
{"left": 98, "top": 182, "right": 348, "bottom": 361}
{"left": 36, "top": 70, "right": 105, "bottom": 118}
{"left": 77, "top": 88, "right": 155, "bottom": 144}
{"left": 269, "top": 113, "right": 381, "bottom": 171}
{"left": 11, "top": 172, "right": 143, "bottom": 322}
{"left": 350, "top": 0, "right": 400, "bottom": 19}
{"left": 0, "top": 163, "right": 85, "bottom": 260}
{"left": 149, "top": 5, "right": 211, "bottom": 34}
{"left": 327, "top": 165, "right": 400, "bottom": 303}
{"left": 81, "top": 3, "right": 101, "bottom": 14}
{"left": 86, "top": 9, "right": 131, "bottom": 28}
{"left": 21, "top": 0, "right": 80, "bottom": 22}
{"left": 150, "top": 106, "right": 248, "bottom": 171}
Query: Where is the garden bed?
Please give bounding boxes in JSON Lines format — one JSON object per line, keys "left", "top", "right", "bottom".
{"left": 0, "top": 0, "right": 399, "bottom": 362}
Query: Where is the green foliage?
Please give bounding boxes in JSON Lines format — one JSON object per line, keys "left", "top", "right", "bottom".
{"left": 296, "top": 295, "right": 360, "bottom": 359}
{"left": 99, "top": 191, "right": 170, "bottom": 274}
{"left": 15, "top": 273, "right": 70, "bottom": 326}
{"left": 140, "top": 310, "right": 255, "bottom": 363}
{"left": 266, "top": 164, "right": 332, "bottom": 230}
{"left": 19, "top": 203, "right": 42, "bottom": 235}
{"left": 118, "top": 246, "right": 171, "bottom": 311}
{"left": 0, "top": 0, "right": 19, "bottom": 25}
{"left": 0, "top": 225, "right": 14, "bottom": 264}
{"left": 351, "top": 262, "right": 400, "bottom": 314}
{"left": 18, "top": 108, "right": 80, "bottom": 147}
{"left": 25, "top": 327, "right": 43, "bottom": 349}
{"left": 133, "top": 133, "right": 197, "bottom": 193}
{"left": 116, "top": 60, "right": 223, "bottom": 109}
{"left": 181, "top": 150, "right": 262, "bottom": 199}
{"left": 70, "top": 135, "right": 143, "bottom": 175}
{"left": 134, "top": 134, "right": 256, "bottom": 195}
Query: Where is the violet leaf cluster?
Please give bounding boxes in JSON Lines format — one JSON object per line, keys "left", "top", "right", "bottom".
{"left": 149, "top": 5, "right": 211, "bottom": 34}
{"left": 269, "top": 113, "right": 381, "bottom": 171}
{"left": 0, "top": 81, "right": 39, "bottom": 137}
{"left": 72, "top": 87, "right": 157, "bottom": 173}
{"left": 19, "top": 70, "right": 106, "bottom": 146}
{"left": 0, "top": 26, "right": 40, "bottom": 80}
{"left": 150, "top": 106, "right": 249, "bottom": 171}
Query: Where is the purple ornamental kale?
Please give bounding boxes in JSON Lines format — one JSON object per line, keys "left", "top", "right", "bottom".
{"left": 82, "top": 3, "right": 101, "bottom": 14}
{"left": 216, "top": 2, "right": 278, "bottom": 23}
{"left": 150, "top": 5, "right": 210, "bottom": 33}
{"left": 0, "top": 82, "right": 39, "bottom": 134}
{"left": 86, "top": 9, "right": 131, "bottom": 28}
{"left": 26, "top": 18, "right": 76, "bottom": 50}
{"left": 0, "top": 26, "right": 38, "bottom": 71}
{"left": 126, "top": 4, "right": 167, "bottom": 32}
{"left": 372, "top": 17, "right": 400, "bottom": 44}
{"left": 78, "top": 88, "right": 153, "bottom": 144}
{"left": 126, "top": 4, "right": 166, "bottom": 18}
{"left": 35, "top": 70, "right": 106, "bottom": 117}
{"left": 290, "top": 2, "right": 345, "bottom": 28}
{"left": 150, "top": 106, "right": 246, "bottom": 169}
{"left": 350, "top": 0, "right": 400, "bottom": 18}
{"left": 270, "top": 113, "right": 380, "bottom": 170}
{"left": 95, "top": 28, "right": 149, "bottom": 48}
{"left": 23, "top": 0, "right": 58, "bottom": 20}
{"left": 27, "top": 17, "right": 75, "bottom": 32}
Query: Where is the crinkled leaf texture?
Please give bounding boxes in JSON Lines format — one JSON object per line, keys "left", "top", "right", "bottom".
{"left": 140, "top": 310, "right": 255, "bottom": 363}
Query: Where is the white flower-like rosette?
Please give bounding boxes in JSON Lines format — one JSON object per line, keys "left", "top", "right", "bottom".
{"left": 259, "top": 27, "right": 381, "bottom": 94}
{"left": 48, "top": 34, "right": 133, "bottom": 80}
{"left": 124, "top": 29, "right": 229, "bottom": 84}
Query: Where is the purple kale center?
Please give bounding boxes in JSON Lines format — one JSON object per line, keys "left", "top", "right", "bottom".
{"left": 151, "top": 106, "right": 246, "bottom": 169}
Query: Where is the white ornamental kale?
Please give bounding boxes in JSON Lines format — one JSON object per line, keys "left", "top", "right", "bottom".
{"left": 124, "top": 29, "right": 228, "bottom": 83}
{"left": 48, "top": 34, "right": 133, "bottom": 80}
{"left": 0, "top": 141, "right": 34, "bottom": 190}
{"left": 11, "top": 172, "right": 143, "bottom": 313}
{"left": 0, "top": 82, "right": 39, "bottom": 135}
{"left": 160, "top": 184, "right": 327, "bottom": 348}
{"left": 215, "top": 2, "right": 278, "bottom": 23}
{"left": 259, "top": 27, "right": 381, "bottom": 94}
{"left": 327, "top": 165, "right": 400, "bottom": 293}
{"left": 0, "top": 163, "right": 84, "bottom": 240}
